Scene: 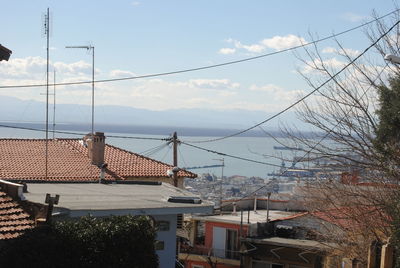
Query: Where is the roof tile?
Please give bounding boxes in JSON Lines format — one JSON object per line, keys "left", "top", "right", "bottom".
{"left": 0, "top": 189, "right": 34, "bottom": 240}
{"left": 0, "top": 138, "right": 196, "bottom": 182}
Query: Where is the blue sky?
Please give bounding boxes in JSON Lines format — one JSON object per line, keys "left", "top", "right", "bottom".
{"left": 0, "top": 0, "right": 397, "bottom": 120}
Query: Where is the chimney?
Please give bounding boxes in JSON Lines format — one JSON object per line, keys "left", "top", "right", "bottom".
{"left": 85, "top": 132, "right": 105, "bottom": 166}
{"left": 232, "top": 202, "right": 238, "bottom": 216}
{"left": 0, "top": 180, "right": 24, "bottom": 200}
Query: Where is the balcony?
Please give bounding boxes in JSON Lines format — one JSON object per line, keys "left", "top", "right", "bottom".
{"left": 179, "top": 244, "right": 241, "bottom": 260}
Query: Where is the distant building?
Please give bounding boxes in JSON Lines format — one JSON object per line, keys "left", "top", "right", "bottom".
{"left": 179, "top": 206, "right": 298, "bottom": 268}
{"left": 179, "top": 194, "right": 394, "bottom": 268}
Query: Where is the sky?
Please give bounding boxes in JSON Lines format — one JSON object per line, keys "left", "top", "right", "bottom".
{"left": 0, "top": 0, "right": 398, "bottom": 127}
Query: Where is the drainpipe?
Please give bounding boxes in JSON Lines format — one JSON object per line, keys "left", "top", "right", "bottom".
{"left": 253, "top": 194, "right": 257, "bottom": 213}
{"left": 266, "top": 192, "right": 271, "bottom": 222}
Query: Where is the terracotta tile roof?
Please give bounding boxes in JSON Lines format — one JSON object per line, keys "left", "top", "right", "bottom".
{"left": 0, "top": 138, "right": 196, "bottom": 182}
{"left": 0, "top": 191, "right": 34, "bottom": 240}
{"left": 274, "top": 212, "right": 308, "bottom": 221}
{"left": 310, "top": 206, "right": 389, "bottom": 230}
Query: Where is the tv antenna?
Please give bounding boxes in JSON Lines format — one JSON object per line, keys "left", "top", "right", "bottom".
{"left": 42, "top": 8, "right": 51, "bottom": 179}
{"left": 53, "top": 69, "right": 56, "bottom": 139}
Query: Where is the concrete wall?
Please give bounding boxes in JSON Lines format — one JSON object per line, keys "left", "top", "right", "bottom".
{"left": 153, "top": 214, "right": 178, "bottom": 268}
{"left": 125, "top": 176, "right": 186, "bottom": 188}
{"left": 221, "top": 198, "right": 306, "bottom": 212}
{"left": 204, "top": 221, "right": 248, "bottom": 250}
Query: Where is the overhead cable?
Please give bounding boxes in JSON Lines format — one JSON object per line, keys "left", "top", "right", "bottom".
{"left": 184, "top": 19, "right": 400, "bottom": 144}
{"left": 0, "top": 9, "right": 398, "bottom": 90}
{"left": 219, "top": 60, "right": 390, "bottom": 209}
{"left": 0, "top": 124, "right": 170, "bottom": 141}
{"left": 180, "top": 141, "right": 306, "bottom": 169}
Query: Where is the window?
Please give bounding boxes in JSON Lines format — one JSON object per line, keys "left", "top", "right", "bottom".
{"left": 195, "top": 221, "right": 205, "bottom": 245}
{"left": 154, "top": 240, "right": 165, "bottom": 250}
{"left": 226, "top": 229, "right": 238, "bottom": 259}
{"left": 155, "top": 221, "right": 170, "bottom": 231}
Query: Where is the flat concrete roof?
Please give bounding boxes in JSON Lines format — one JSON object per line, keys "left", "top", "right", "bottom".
{"left": 246, "top": 237, "right": 333, "bottom": 251}
{"left": 192, "top": 210, "right": 298, "bottom": 225}
{"left": 24, "top": 183, "right": 214, "bottom": 217}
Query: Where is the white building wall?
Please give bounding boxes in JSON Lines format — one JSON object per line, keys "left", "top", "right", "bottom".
{"left": 153, "top": 214, "right": 177, "bottom": 268}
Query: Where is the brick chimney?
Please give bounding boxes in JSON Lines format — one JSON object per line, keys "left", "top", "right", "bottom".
{"left": 85, "top": 132, "right": 105, "bottom": 166}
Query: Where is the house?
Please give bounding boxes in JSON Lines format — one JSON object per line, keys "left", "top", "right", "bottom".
{"left": 179, "top": 191, "right": 396, "bottom": 268}
{"left": 241, "top": 207, "right": 394, "bottom": 268}
{"left": 179, "top": 207, "right": 299, "bottom": 268}
{"left": 1, "top": 179, "right": 213, "bottom": 268}
{"left": 0, "top": 132, "right": 196, "bottom": 188}
{"left": 0, "top": 133, "right": 209, "bottom": 267}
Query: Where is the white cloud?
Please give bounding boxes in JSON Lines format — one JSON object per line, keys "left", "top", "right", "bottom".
{"left": 322, "top": 46, "right": 359, "bottom": 57}
{"left": 0, "top": 56, "right": 47, "bottom": 78}
{"left": 261, "top": 35, "right": 306, "bottom": 50}
{"left": 0, "top": 56, "right": 304, "bottom": 113}
{"left": 301, "top": 57, "right": 347, "bottom": 74}
{"left": 249, "top": 84, "right": 282, "bottom": 92}
{"left": 131, "top": 1, "right": 140, "bottom": 6}
{"left": 342, "top": 12, "right": 368, "bottom": 22}
{"left": 54, "top": 60, "right": 92, "bottom": 76}
{"left": 229, "top": 39, "right": 265, "bottom": 53}
{"left": 109, "top": 69, "right": 137, "bottom": 77}
{"left": 234, "top": 41, "right": 265, "bottom": 53}
{"left": 219, "top": 48, "right": 236, "bottom": 55}
{"left": 249, "top": 84, "right": 305, "bottom": 102}
{"left": 188, "top": 79, "right": 240, "bottom": 89}
{"left": 219, "top": 34, "right": 307, "bottom": 55}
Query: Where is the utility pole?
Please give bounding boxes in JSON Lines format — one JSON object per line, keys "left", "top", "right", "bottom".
{"left": 266, "top": 192, "right": 271, "bottom": 222}
{"left": 213, "top": 158, "right": 224, "bottom": 213}
{"left": 172, "top": 132, "right": 178, "bottom": 187}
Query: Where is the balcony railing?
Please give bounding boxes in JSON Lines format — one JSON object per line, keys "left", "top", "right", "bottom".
{"left": 180, "top": 245, "right": 241, "bottom": 260}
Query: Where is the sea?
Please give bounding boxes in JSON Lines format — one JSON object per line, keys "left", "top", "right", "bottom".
{"left": 0, "top": 122, "right": 301, "bottom": 178}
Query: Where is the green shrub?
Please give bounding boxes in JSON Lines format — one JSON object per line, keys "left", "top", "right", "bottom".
{"left": 0, "top": 215, "right": 158, "bottom": 268}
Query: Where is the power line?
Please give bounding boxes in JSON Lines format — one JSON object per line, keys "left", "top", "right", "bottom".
{"left": 0, "top": 123, "right": 170, "bottom": 141}
{"left": 140, "top": 143, "right": 170, "bottom": 157}
{"left": 183, "top": 19, "right": 400, "bottom": 144}
{"left": 219, "top": 60, "right": 390, "bottom": 209}
{"left": 0, "top": 9, "right": 398, "bottom": 90}
{"left": 180, "top": 141, "right": 304, "bottom": 169}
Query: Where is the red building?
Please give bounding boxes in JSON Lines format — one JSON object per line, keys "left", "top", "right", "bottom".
{"left": 179, "top": 208, "right": 298, "bottom": 268}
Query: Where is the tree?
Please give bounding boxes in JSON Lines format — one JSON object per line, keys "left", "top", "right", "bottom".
{"left": 0, "top": 215, "right": 159, "bottom": 268}
{"left": 278, "top": 9, "right": 400, "bottom": 266}
{"left": 375, "top": 76, "right": 400, "bottom": 160}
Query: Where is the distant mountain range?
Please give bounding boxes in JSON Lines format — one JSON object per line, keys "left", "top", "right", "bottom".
{"left": 0, "top": 95, "right": 307, "bottom": 137}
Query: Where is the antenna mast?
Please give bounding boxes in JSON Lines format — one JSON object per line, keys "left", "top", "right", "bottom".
{"left": 43, "top": 8, "right": 50, "bottom": 180}
{"left": 53, "top": 69, "right": 56, "bottom": 139}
